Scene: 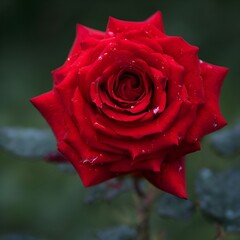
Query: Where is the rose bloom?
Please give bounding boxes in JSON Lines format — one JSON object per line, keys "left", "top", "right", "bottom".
{"left": 31, "top": 12, "right": 228, "bottom": 198}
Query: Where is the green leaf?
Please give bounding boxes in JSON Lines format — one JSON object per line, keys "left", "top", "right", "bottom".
{"left": 96, "top": 225, "right": 136, "bottom": 240}
{"left": 0, "top": 127, "right": 56, "bottom": 158}
{"left": 85, "top": 178, "right": 132, "bottom": 204}
{"left": 196, "top": 168, "right": 240, "bottom": 233}
{"left": 158, "top": 193, "right": 195, "bottom": 219}
{"left": 210, "top": 124, "right": 240, "bottom": 157}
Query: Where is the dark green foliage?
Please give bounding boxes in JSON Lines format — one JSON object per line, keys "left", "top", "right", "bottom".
{"left": 158, "top": 193, "right": 195, "bottom": 220}
{"left": 210, "top": 124, "right": 240, "bottom": 157}
{"left": 96, "top": 225, "right": 137, "bottom": 240}
{"left": 0, "top": 127, "right": 56, "bottom": 158}
{"left": 85, "top": 179, "right": 132, "bottom": 204}
{"left": 196, "top": 168, "right": 240, "bottom": 233}
{"left": 0, "top": 235, "right": 41, "bottom": 240}
{"left": 56, "top": 163, "right": 76, "bottom": 173}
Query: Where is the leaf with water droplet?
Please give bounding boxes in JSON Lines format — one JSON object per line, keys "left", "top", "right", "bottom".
{"left": 0, "top": 127, "right": 56, "bottom": 158}
{"left": 196, "top": 168, "right": 240, "bottom": 233}
{"left": 210, "top": 123, "right": 240, "bottom": 157}
{"left": 158, "top": 193, "right": 195, "bottom": 219}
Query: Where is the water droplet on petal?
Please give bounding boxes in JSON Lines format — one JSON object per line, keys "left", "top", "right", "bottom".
{"left": 142, "top": 149, "right": 146, "bottom": 153}
{"left": 153, "top": 106, "right": 159, "bottom": 115}
{"left": 107, "top": 31, "right": 115, "bottom": 37}
{"left": 130, "top": 105, "right": 134, "bottom": 109}
{"left": 178, "top": 166, "right": 183, "bottom": 172}
{"left": 98, "top": 55, "right": 103, "bottom": 61}
{"left": 83, "top": 156, "right": 98, "bottom": 164}
{"left": 213, "top": 122, "right": 218, "bottom": 128}
{"left": 83, "top": 159, "right": 91, "bottom": 164}
{"left": 194, "top": 138, "right": 198, "bottom": 142}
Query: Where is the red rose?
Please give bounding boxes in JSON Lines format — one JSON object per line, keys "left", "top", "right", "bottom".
{"left": 31, "top": 12, "right": 228, "bottom": 198}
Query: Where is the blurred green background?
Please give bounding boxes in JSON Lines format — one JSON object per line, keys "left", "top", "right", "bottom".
{"left": 0, "top": 0, "right": 240, "bottom": 239}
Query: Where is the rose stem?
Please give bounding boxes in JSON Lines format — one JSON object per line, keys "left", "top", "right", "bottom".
{"left": 215, "top": 223, "right": 225, "bottom": 240}
{"left": 133, "top": 178, "right": 159, "bottom": 240}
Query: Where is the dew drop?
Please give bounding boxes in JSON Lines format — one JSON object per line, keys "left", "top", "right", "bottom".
{"left": 194, "top": 137, "right": 198, "bottom": 142}
{"left": 108, "top": 31, "right": 115, "bottom": 37}
{"left": 98, "top": 55, "right": 103, "bottom": 61}
{"left": 83, "top": 159, "right": 91, "bottom": 164}
{"left": 199, "top": 60, "right": 203, "bottom": 64}
{"left": 142, "top": 149, "right": 146, "bottom": 153}
{"left": 130, "top": 105, "right": 134, "bottom": 109}
{"left": 213, "top": 122, "right": 218, "bottom": 128}
{"left": 67, "top": 57, "right": 71, "bottom": 61}
{"left": 178, "top": 165, "right": 183, "bottom": 172}
{"left": 153, "top": 106, "right": 159, "bottom": 115}
{"left": 83, "top": 156, "right": 98, "bottom": 164}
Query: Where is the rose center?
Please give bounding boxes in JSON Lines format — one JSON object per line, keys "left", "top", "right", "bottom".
{"left": 114, "top": 72, "right": 143, "bottom": 101}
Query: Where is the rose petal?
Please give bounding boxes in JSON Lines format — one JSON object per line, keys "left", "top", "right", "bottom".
{"left": 58, "top": 141, "right": 116, "bottom": 186}
{"left": 92, "top": 101, "right": 182, "bottom": 139}
{"left": 30, "top": 91, "right": 69, "bottom": 142}
{"left": 106, "top": 11, "right": 164, "bottom": 36}
{"left": 186, "top": 62, "right": 228, "bottom": 142}
{"left": 143, "top": 157, "right": 187, "bottom": 198}
{"left": 159, "top": 36, "right": 205, "bottom": 104}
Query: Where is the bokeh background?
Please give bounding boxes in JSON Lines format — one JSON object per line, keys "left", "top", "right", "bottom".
{"left": 0, "top": 0, "right": 240, "bottom": 239}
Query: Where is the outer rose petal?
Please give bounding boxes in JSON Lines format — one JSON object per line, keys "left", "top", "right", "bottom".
{"left": 143, "top": 157, "right": 187, "bottom": 198}
{"left": 52, "top": 25, "right": 105, "bottom": 85}
{"left": 106, "top": 11, "right": 164, "bottom": 36}
{"left": 30, "top": 91, "right": 68, "bottom": 142}
{"left": 186, "top": 62, "right": 228, "bottom": 141}
{"left": 58, "top": 141, "right": 116, "bottom": 186}
{"left": 159, "top": 36, "right": 205, "bottom": 104}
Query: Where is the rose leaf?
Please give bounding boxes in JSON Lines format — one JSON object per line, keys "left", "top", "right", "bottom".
{"left": 196, "top": 168, "right": 240, "bottom": 233}
{"left": 0, "top": 127, "right": 56, "bottom": 158}
{"left": 157, "top": 193, "right": 195, "bottom": 220}
{"left": 96, "top": 225, "right": 137, "bottom": 240}
{"left": 85, "top": 178, "right": 132, "bottom": 204}
{"left": 210, "top": 123, "right": 240, "bottom": 157}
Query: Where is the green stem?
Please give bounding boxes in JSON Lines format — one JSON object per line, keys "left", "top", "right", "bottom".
{"left": 215, "top": 224, "right": 224, "bottom": 240}
{"left": 134, "top": 179, "right": 159, "bottom": 240}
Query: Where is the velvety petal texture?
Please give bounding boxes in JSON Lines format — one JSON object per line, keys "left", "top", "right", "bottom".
{"left": 31, "top": 11, "right": 228, "bottom": 198}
